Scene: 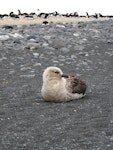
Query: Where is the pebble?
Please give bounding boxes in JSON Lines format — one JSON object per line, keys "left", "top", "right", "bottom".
{"left": 52, "top": 38, "right": 65, "bottom": 47}
{"left": 73, "top": 33, "right": 80, "bottom": 37}
{"left": 0, "top": 35, "right": 10, "bottom": 41}
{"left": 20, "top": 74, "right": 35, "bottom": 78}
{"left": 0, "top": 56, "right": 7, "bottom": 62}
{"left": 56, "top": 24, "right": 65, "bottom": 28}
{"left": 33, "top": 53, "right": 39, "bottom": 58}
{"left": 9, "top": 33, "right": 24, "bottom": 38}
{"left": 60, "top": 47, "right": 70, "bottom": 53}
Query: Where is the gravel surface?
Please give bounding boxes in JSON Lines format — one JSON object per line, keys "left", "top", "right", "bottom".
{"left": 0, "top": 19, "right": 113, "bottom": 150}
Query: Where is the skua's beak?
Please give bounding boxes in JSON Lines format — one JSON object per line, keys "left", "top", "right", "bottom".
{"left": 61, "top": 74, "right": 69, "bottom": 78}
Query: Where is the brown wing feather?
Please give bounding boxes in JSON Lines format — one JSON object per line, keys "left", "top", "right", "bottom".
{"left": 66, "top": 76, "right": 87, "bottom": 94}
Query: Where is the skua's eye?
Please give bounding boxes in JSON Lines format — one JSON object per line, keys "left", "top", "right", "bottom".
{"left": 54, "top": 71, "right": 60, "bottom": 74}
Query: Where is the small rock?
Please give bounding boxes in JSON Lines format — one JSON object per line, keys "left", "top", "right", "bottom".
{"left": 0, "top": 57, "right": 7, "bottom": 62}
{"left": 20, "top": 74, "right": 35, "bottom": 78}
{"left": 107, "top": 40, "right": 113, "bottom": 44}
{"left": 27, "top": 35, "right": 36, "bottom": 40}
{"left": 74, "top": 45, "right": 84, "bottom": 51}
{"left": 34, "top": 63, "right": 41, "bottom": 67}
{"left": 42, "top": 43, "right": 49, "bottom": 47}
{"left": 56, "top": 24, "right": 65, "bottom": 28}
{"left": 73, "top": 33, "right": 79, "bottom": 37}
{"left": 24, "top": 43, "right": 39, "bottom": 50}
{"left": 33, "top": 53, "right": 39, "bottom": 58}
{"left": 60, "top": 47, "right": 70, "bottom": 53}
{"left": 78, "top": 52, "right": 89, "bottom": 56}
{"left": 0, "top": 35, "right": 10, "bottom": 41}
{"left": 2, "top": 25, "right": 13, "bottom": 30}
{"left": 43, "top": 35, "right": 51, "bottom": 40}
{"left": 20, "top": 67, "right": 31, "bottom": 71}
{"left": 9, "top": 33, "right": 24, "bottom": 38}
{"left": 13, "top": 39, "right": 21, "bottom": 44}
{"left": 52, "top": 38, "right": 65, "bottom": 48}
{"left": 29, "top": 39, "right": 36, "bottom": 42}
{"left": 78, "top": 21, "right": 87, "bottom": 28}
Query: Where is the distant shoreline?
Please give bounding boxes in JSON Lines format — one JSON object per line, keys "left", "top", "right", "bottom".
{"left": 0, "top": 10, "right": 113, "bottom": 25}
{"left": 0, "top": 16, "right": 112, "bottom": 25}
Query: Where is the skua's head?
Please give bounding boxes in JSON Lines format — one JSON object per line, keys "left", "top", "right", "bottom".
{"left": 42, "top": 66, "right": 64, "bottom": 82}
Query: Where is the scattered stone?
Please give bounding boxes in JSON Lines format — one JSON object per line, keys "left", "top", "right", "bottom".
{"left": 13, "top": 39, "right": 21, "bottom": 44}
{"left": 107, "top": 39, "right": 113, "bottom": 44}
{"left": 20, "top": 74, "right": 35, "bottom": 78}
{"left": 73, "top": 33, "right": 79, "bottom": 37}
{"left": 9, "top": 33, "right": 24, "bottom": 38}
{"left": 78, "top": 21, "right": 87, "bottom": 28}
{"left": 56, "top": 24, "right": 65, "bottom": 28}
{"left": 26, "top": 35, "right": 36, "bottom": 40}
{"left": 33, "top": 62, "right": 41, "bottom": 66}
{"left": 42, "top": 42, "right": 49, "bottom": 47}
{"left": 78, "top": 52, "right": 89, "bottom": 56}
{"left": 24, "top": 43, "right": 39, "bottom": 50}
{"left": 2, "top": 25, "right": 13, "bottom": 30}
{"left": 52, "top": 38, "right": 65, "bottom": 48}
{"left": 43, "top": 35, "right": 51, "bottom": 40}
{"left": 0, "top": 35, "right": 9, "bottom": 41}
{"left": 60, "top": 47, "right": 70, "bottom": 53}
{"left": 0, "top": 56, "right": 7, "bottom": 62}
{"left": 33, "top": 53, "right": 39, "bottom": 58}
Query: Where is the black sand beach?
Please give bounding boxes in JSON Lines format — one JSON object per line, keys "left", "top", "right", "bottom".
{"left": 0, "top": 18, "right": 113, "bottom": 149}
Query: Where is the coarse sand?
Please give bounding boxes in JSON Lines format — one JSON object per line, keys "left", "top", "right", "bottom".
{"left": 0, "top": 16, "right": 112, "bottom": 25}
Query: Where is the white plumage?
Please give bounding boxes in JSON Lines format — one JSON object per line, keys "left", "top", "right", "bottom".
{"left": 41, "top": 66, "right": 87, "bottom": 102}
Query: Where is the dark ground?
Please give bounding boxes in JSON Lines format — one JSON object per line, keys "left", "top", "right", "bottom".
{"left": 0, "top": 20, "right": 113, "bottom": 150}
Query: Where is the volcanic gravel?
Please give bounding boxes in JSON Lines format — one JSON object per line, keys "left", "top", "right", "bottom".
{"left": 0, "top": 20, "right": 113, "bottom": 150}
